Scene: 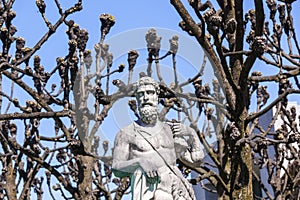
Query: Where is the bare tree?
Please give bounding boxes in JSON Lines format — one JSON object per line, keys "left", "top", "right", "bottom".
{"left": 170, "top": 0, "right": 300, "bottom": 199}
{"left": 0, "top": 0, "right": 300, "bottom": 200}
{"left": 0, "top": 1, "right": 127, "bottom": 199}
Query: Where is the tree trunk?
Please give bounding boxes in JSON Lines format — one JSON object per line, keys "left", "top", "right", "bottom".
{"left": 77, "top": 155, "right": 94, "bottom": 199}
{"left": 6, "top": 155, "right": 17, "bottom": 200}
{"left": 217, "top": 144, "right": 253, "bottom": 200}
{"left": 231, "top": 144, "right": 253, "bottom": 200}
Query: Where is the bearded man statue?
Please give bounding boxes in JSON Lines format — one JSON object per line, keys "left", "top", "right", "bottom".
{"left": 112, "top": 76, "right": 204, "bottom": 200}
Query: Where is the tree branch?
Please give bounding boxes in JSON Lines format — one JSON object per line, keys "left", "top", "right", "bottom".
{"left": 0, "top": 110, "right": 72, "bottom": 120}
{"left": 170, "top": 0, "right": 236, "bottom": 111}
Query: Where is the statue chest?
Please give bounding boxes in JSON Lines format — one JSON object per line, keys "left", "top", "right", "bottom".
{"left": 129, "top": 130, "right": 174, "bottom": 153}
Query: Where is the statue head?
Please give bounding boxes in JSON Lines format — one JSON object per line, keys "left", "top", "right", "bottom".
{"left": 134, "top": 77, "right": 160, "bottom": 125}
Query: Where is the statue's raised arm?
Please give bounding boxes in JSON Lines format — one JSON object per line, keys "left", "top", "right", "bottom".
{"left": 166, "top": 121, "right": 204, "bottom": 165}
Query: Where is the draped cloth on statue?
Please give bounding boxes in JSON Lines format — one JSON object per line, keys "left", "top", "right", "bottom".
{"left": 131, "top": 165, "right": 195, "bottom": 200}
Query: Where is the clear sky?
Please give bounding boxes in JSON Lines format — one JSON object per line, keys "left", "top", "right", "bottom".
{"left": 11, "top": 0, "right": 208, "bottom": 146}
{"left": 6, "top": 1, "right": 300, "bottom": 199}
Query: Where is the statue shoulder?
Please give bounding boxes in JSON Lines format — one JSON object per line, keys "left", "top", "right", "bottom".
{"left": 161, "top": 121, "right": 174, "bottom": 136}
{"left": 115, "top": 123, "right": 136, "bottom": 140}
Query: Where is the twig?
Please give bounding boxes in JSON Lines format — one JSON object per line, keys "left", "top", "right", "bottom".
{"left": 0, "top": 110, "right": 73, "bottom": 120}
{"left": 247, "top": 89, "right": 300, "bottom": 122}
{"left": 14, "top": 1, "right": 82, "bottom": 67}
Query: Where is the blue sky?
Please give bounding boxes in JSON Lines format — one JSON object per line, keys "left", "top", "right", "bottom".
{"left": 11, "top": 0, "right": 300, "bottom": 134}
{"left": 11, "top": 0, "right": 300, "bottom": 99}
{"left": 10, "top": 1, "right": 208, "bottom": 146}
{"left": 12, "top": 0, "right": 184, "bottom": 64}
{"left": 6, "top": 1, "right": 300, "bottom": 199}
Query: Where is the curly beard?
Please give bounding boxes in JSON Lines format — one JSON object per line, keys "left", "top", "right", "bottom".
{"left": 138, "top": 106, "right": 158, "bottom": 125}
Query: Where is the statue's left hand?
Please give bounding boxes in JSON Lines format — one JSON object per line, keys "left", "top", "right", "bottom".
{"left": 166, "top": 121, "right": 185, "bottom": 137}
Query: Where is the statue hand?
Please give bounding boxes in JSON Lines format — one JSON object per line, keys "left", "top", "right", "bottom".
{"left": 139, "top": 160, "right": 160, "bottom": 184}
{"left": 166, "top": 121, "right": 185, "bottom": 137}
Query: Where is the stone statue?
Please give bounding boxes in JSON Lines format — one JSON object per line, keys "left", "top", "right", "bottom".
{"left": 112, "top": 77, "right": 204, "bottom": 200}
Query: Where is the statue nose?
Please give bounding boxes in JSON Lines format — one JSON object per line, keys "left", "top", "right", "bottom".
{"left": 143, "top": 93, "right": 149, "bottom": 100}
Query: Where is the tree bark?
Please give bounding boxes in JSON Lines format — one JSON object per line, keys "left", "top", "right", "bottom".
{"left": 6, "top": 156, "right": 17, "bottom": 200}
{"left": 77, "top": 155, "right": 95, "bottom": 200}
{"left": 231, "top": 144, "right": 253, "bottom": 200}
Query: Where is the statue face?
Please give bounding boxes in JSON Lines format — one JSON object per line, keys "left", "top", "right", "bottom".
{"left": 136, "top": 84, "right": 159, "bottom": 125}
{"left": 136, "top": 84, "right": 158, "bottom": 108}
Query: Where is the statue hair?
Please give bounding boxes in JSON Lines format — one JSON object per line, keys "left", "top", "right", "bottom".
{"left": 134, "top": 76, "right": 160, "bottom": 96}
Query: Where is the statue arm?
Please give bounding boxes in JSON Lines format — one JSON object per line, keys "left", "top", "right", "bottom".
{"left": 112, "top": 130, "right": 140, "bottom": 178}
{"left": 168, "top": 122, "right": 204, "bottom": 164}
{"left": 185, "top": 126, "right": 204, "bottom": 163}
{"left": 112, "top": 129, "right": 160, "bottom": 181}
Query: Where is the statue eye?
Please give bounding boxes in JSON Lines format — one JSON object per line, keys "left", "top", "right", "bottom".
{"left": 146, "top": 90, "right": 155, "bottom": 95}
{"left": 137, "top": 92, "right": 144, "bottom": 97}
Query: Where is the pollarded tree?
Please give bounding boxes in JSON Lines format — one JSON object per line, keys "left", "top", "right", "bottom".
{"left": 0, "top": 0, "right": 300, "bottom": 200}
{"left": 170, "top": 0, "right": 300, "bottom": 199}
{"left": 0, "top": 1, "right": 128, "bottom": 199}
